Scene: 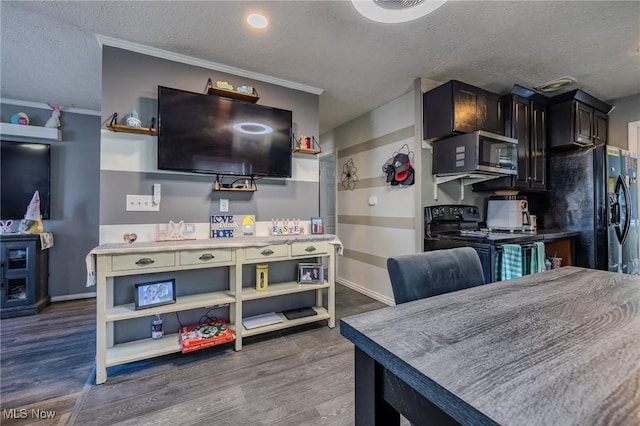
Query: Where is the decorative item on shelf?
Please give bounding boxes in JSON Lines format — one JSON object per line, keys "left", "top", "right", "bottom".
{"left": 106, "top": 112, "right": 157, "bottom": 135}
{"left": 382, "top": 143, "right": 415, "bottom": 187}
{"left": 298, "top": 263, "right": 323, "bottom": 284}
{"left": 236, "top": 85, "right": 254, "bottom": 95}
{"left": 123, "top": 233, "right": 137, "bottom": 244}
{"left": 0, "top": 220, "right": 13, "bottom": 234}
{"left": 134, "top": 279, "right": 177, "bottom": 310}
{"left": 10, "top": 112, "right": 29, "bottom": 125}
{"left": 216, "top": 80, "right": 234, "bottom": 90}
{"left": 311, "top": 217, "right": 324, "bottom": 234}
{"left": 180, "top": 318, "right": 235, "bottom": 353}
{"left": 256, "top": 264, "right": 269, "bottom": 292}
{"left": 210, "top": 214, "right": 255, "bottom": 238}
{"left": 205, "top": 78, "right": 260, "bottom": 103}
{"left": 292, "top": 134, "right": 321, "bottom": 154}
{"left": 271, "top": 218, "right": 304, "bottom": 236}
{"left": 45, "top": 103, "right": 62, "bottom": 128}
{"left": 155, "top": 220, "right": 196, "bottom": 241}
{"left": 126, "top": 109, "right": 142, "bottom": 127}
{"left": 213, "top": 175, "right": 258, "bottom": 192}
{"left": 18, "top": 191, "right": 44, "bottom": 234}
{"left": 341, "top": 158, "right": 359, "bottom": 191}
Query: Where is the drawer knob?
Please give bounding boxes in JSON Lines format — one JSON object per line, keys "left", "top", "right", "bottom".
{"left": 135, "top": 258, "right": 155, "bottom": 265}
{"left": 199, "top": 253, "right": 215, "bottom": 261}
{"left": 305, "top": 246, "right": 317, "bottom": 252}
{"left": 261, "top": 249, "right": 274, "bottom": 256}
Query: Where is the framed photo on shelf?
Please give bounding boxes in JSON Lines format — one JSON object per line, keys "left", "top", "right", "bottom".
{"left": 311, "top": 217, "right": 324, "bottom": 234}
{"left": 298, "top": 263, "right": 323, "bottom": 284}
{"left": 134, "top": 279, "right": 177, "bottom": 310}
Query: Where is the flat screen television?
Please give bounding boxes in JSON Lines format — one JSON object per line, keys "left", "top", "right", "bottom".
{"left": 0, "top": 141, "right": 51, "bottom": 220}
{"left": 157, "top": 86, "right": 293, "bottom": 178}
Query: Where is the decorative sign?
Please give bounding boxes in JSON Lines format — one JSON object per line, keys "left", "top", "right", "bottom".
{"left": 155, "top": 221, "right": 196, "bottom": 241}
{"left": 210, "top": 215, "right": 255, "bottom": 238}
{"left": 271, "top": 218, "right": 303, "bottom": 236}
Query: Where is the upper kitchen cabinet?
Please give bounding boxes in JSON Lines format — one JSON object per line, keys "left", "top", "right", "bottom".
{"left": 423, "top": 80, "right": 503, "bottom": 141}
{"left": 547, "top": 89, "right": 612, "bottom": 149}
{"left": 473, "top": 86, "right": 547, "bottom": 192}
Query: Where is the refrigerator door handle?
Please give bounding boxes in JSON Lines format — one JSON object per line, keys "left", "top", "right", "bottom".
{"left": 620, "top": 175, "right": 632, "bottom": 245}
{"left": 613, "top": 175, "right": 631, "bottom": 245}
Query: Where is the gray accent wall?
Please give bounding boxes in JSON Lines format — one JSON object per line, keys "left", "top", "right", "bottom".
{"left": 100, "top": 170, "right": 319, "bottom": 224}
{"left": 1, "top": 103, "right": 100, "bottom": 298}
{"left": 101, "top": 47, "right": 320, "bottom": 226}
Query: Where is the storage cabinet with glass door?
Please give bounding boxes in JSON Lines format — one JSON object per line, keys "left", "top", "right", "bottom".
{"left": 0, "top": 234, "right": 50, "bottom": 319}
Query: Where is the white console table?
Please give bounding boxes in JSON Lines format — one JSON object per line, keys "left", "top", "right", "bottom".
{"left": 89, "top": 235, "right": 339, "bottom": 384}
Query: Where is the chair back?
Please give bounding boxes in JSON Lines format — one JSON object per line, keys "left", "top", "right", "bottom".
{"left": 387, "top": 247, "right": 485, "bottom": 304}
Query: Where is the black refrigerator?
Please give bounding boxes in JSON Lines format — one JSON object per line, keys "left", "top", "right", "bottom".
{"left": 534, "top": 145, "right": 639, "bottom": 274}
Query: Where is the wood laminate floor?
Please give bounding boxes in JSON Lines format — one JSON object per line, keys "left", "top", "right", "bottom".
{"left": 1, "top": 285, "right": 394, "bottom": 426}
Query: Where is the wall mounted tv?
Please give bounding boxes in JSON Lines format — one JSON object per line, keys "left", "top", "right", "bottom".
{"left": 0, "top": 141, "right": 51, "bottom": 220}
{"left": 157, "top": 86, "right": 293, "bottom": 178}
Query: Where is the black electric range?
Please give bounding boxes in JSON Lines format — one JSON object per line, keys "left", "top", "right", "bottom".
{"left": 424, "top": 204, "right": 542, "bottom": 283}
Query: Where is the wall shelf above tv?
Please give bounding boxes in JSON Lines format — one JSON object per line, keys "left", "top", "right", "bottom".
{"left": 206, "top": 86, "right": 260, "bottom": 103}
{"left": 105, "top": 113, "right": 156, "bottom": 136}
{"left": 205, "top": 78, "right": 260, "bottom": 103}
{"left": 0, "top": 122, "right": 61, "bottom": 142}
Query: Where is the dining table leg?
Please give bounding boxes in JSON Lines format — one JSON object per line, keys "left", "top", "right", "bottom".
{"left": 354, "top": 346, "right": 401, "bottom": 426}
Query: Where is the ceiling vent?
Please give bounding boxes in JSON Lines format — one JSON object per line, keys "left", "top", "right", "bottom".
{"left": 374, "top": 0, "right": 426, "bottom": 10}
{"left": 352, "top": 0, "right": 448, "bottom": 23}
{"left": 534, "top": 76, "right": 578, "bottom": 93}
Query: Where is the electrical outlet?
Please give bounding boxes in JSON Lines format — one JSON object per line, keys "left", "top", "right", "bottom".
{"left": 126, "top": 194, "right": 160, "bottom": 211}
{"left": 220, "top": 199, "right": 229, "bottom": 212}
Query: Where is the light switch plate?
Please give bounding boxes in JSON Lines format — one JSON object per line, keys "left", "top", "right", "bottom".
{"left": 220, "top": 199, "right": 229, "bottom": 212}
{"left": 126, "top": 194, "right": 160, "bottom": 211}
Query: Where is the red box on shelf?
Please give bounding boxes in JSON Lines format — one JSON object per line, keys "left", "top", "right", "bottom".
{"left": 179, "top": 319, "right": 235, "bottom": 354}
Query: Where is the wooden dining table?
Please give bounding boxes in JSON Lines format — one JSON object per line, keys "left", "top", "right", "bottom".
{"left": 340, "top": 266, "right": 640, "bottom": 425}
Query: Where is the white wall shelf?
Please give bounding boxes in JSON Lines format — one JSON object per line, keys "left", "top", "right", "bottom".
{"left": 0, "top": 122, "right": 61, "bottom": 141}
{"left": 434, "top": 173, "right": 502, "bottom": 201}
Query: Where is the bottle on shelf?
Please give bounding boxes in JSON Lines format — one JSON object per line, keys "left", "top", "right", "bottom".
{"left": 151, "top": 315, "right": 163, "bottom": 340}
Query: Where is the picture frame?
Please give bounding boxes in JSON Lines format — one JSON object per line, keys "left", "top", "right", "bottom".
{"left": 311, "top": 217, "right": 324, "bottom": 234}
{"left": 134, "top": 279, "right": 177, "bottom": 310}
{"left": 298, "top": 263, "right": 323, "bottom": 284}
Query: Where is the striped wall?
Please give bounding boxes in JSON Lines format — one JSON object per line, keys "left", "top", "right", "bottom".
{"left": 100, "top": 47, "right": 321, "bottom": 243}
{"left": 322, "top": 89, "right": 420, "bottom": 304}
{"left": 322, "top": 80, "right": 486, "bottom": 304}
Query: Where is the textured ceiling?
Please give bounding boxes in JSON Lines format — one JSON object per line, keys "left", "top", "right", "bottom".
{"left": 1, "top": 1, "right": 639, "bottom": 134}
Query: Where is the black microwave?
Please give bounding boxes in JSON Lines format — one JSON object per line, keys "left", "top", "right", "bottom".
{"left": 432, "top": 130, "right": 518, "bottom": 176}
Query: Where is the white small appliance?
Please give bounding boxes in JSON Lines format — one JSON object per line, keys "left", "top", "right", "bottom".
{"left": 486, "top": 195, "right": 536, "bottom": 231}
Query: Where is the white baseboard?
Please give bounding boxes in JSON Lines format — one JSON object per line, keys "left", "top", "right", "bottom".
{"left": 337, "top": 277, "right": 394, "bottom": 306}
{"left": 51, "top": 292, "right": 96, "bottom": 302}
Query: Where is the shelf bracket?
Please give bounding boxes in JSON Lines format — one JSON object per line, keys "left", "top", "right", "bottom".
{"left": 433, "top": 173, "right": 503, "bottom": 201}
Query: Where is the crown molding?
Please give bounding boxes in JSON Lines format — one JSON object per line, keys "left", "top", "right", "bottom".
{"left": 95, "top": 34, "right": 324, "bottom": 96}
{"left": 0, "top": 98, "right": 101, "bottom": 116}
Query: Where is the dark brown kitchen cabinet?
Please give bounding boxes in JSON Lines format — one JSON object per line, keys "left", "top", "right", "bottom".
{"left": 547, "top": 89, "right": 611, "bottom": 149}
{"left": 423, "top": 80, "right": 503, "bottom": 141}
{"left": 0, "top": 234, "right": 49, "bottom": 319}
{"left": 473, "top": 87, "right": 547, "bottom": 192}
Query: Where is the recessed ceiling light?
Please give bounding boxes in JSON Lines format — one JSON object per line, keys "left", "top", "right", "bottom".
{"left": 247, "top": 13, "right": 268, "bottom": 29}
{"left": 534, "top": 76, "right": 578, "bottom": 93}
{"left": 351, "top": 0, "right": 448, "bottom": 24}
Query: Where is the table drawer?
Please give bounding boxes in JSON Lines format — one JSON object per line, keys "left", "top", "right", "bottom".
{"left": 111, "top": 252, "right": 175, "bottom": 272}
{"left": 180, "top": 248, "right": 233, "bottom": 266}
{"left": 244, "top": 244, "right": 288, "bottom": 260}
{"left": 291, "top": 241, "right": 329, "bottom": 257}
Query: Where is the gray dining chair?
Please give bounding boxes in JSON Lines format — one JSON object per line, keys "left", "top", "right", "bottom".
{"left": 387, "top": 247, "right": 485, "bottom": 304}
